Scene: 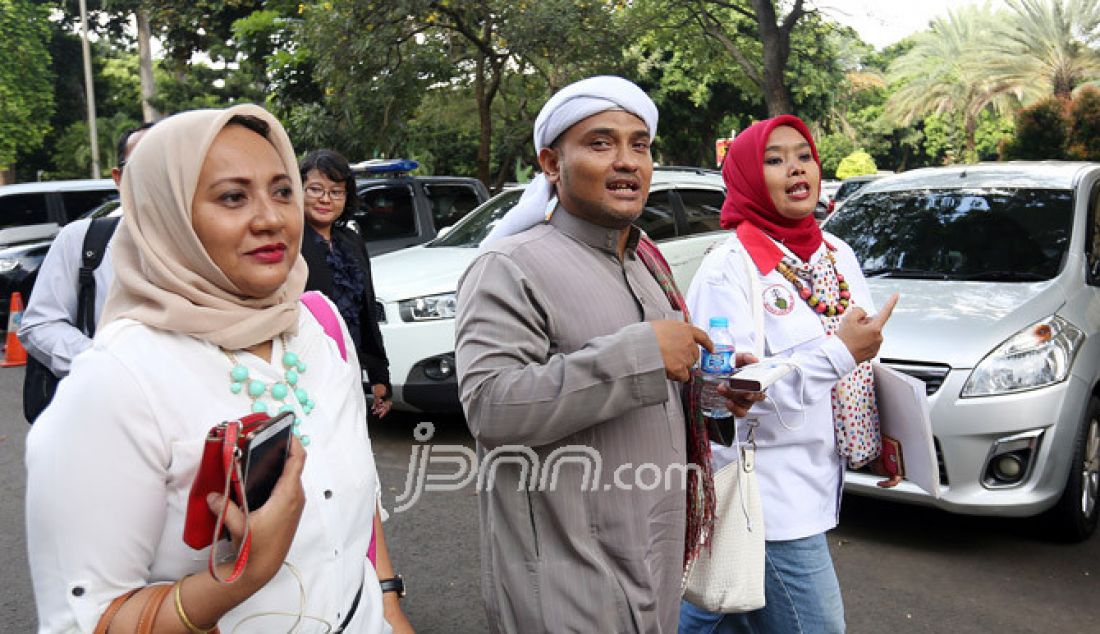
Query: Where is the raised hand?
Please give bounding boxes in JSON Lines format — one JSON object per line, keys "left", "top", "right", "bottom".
{"left": 836, "top": 293, "right": 899, "bottom": 364}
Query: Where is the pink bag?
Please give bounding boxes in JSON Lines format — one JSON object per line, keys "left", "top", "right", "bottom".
{"left": 300, "top": 291, "right": 377, "bottom": 567}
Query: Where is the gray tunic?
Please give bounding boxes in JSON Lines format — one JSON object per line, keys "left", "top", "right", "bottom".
{"left": 455, "top": 210, "right": 687, "bottom": 634}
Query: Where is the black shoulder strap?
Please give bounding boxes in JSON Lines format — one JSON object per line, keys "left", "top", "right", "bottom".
{"left": 76, "top": 216, "right": 121, "bottom": 337}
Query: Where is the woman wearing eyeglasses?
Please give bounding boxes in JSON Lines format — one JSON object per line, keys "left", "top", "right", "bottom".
{"left": 300, "top": 149, "right": 393, "bottom": 418}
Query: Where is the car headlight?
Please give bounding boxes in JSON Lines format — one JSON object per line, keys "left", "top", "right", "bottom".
{"left": 0, "top": 259, "right": 20, "bottom": 273}
{"left": 962, "top": 315, "right": 1084, "bottom": 397}
{"left": 399, "top": 293, "right": 457, "bottom": 322}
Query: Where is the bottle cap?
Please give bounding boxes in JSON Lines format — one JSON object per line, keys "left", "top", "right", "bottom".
{"left": 709, "top": 317, "right": 729, "bottom": 328}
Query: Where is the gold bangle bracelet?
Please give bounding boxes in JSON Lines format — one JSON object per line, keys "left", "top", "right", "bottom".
{"left": 173, "top": 576, "right": 217, "bottom": 634}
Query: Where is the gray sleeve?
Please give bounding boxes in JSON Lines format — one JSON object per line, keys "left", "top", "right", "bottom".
{"left": 455, "top": 252, "right": 669, "bottom": 449}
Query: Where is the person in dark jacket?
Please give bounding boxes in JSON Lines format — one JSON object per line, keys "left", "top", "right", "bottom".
{"left": 299, "top": 149, "right": 392, "bottom": 418}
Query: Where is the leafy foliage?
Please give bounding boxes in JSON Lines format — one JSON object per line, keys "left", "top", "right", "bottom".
{"left": 835, "top": 151, "right": 876, "bottom": 179}
{"left": 815, "top": 133, "right": 858, "bottom": 179}
{"left": 885, "top": 5, "right": 1021, "bottom": 161}
{"left": 0, "top": 0, "right": 54, "bottom": 168}
{"left": 988, "top": 0, "right": 1100, "bottom": 101}
{"left": 1066, "top": 85, "right": 1100, "bottom": 158}
{"left": 1003, "top": 97, "right": 1069, "bottom": 159}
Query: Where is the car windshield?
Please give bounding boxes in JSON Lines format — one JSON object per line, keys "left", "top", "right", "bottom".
{"left": 827, "top": 188, "right": 1074, "bottom": 281}
{"left": 835, "top": 179, "right": 871, "bottom": 201}
{"left": 429, "top": 188, "right": 523, "bottom": 248}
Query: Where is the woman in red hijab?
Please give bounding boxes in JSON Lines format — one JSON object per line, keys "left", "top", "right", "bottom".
{"left": 681, "top": 115, "right": 898, "bottom": 633}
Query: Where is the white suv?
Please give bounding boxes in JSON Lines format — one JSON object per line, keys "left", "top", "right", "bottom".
{"left": 370, "top": 168, "right": 727, "bottom": 415}
{"left": 825, "top": 162, "right": 1100, "bottom": 541}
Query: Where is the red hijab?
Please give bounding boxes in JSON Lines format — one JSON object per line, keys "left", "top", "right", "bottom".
{"left": 719, "top": 114, "right": 823, "bottom": 263}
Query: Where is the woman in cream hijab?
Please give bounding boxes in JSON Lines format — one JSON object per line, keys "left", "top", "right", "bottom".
{"left": 26, "top": 105, "right": 412, "bottom": 633}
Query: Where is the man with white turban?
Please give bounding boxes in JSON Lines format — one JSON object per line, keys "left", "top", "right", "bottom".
{"left": 455, "top": 76, "right": 713, "bottom": 632}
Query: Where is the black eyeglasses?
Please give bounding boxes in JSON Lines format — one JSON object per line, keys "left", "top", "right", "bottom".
{"left": 304, "top": 185, "right": 348, "bottom": 200}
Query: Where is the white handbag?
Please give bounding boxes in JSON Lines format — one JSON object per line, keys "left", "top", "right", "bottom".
{"left": 682, "top": 418, "right": 766, "bottom": 613}
{"left": 682, "top": 238, "right": 768, "bottom": 613}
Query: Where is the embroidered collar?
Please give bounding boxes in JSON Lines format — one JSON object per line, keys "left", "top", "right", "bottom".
{"left": 737, "top": 222, "right": 834, "bottom": 274}
{"left": 550, "top": 205, "right": 641, "bottom": 257}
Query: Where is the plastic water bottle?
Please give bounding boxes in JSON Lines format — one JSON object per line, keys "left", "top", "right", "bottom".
{"left": 700, "top": 317, "right": 735, "bottom": 419}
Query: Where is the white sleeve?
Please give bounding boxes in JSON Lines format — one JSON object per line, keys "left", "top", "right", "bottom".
{"left": 17, "top": 221, "right": 93, "bottom": 377}
{"left": 686, "top": 246, "right": 856, "bottom": 412}
{"left": 25, "top": 348, "right": 168, "bottom": 632}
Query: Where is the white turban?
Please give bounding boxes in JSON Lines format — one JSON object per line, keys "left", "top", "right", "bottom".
{"left": 481, "top": 76, "right": 658, "bottom": 247}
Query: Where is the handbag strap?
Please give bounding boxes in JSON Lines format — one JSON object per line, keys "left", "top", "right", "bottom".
{"left": 93, "top": 588, "right": 141, "bottom": 634}
{"left": 731, "top": 238, "right": 766, "bottom": 358}
{"left": 301, "top": 291, "right": 347, "bottom": 362}
{"left": 92, "top": 584, "right": 172, "bottom": 634}
{"left": 208, "top": 421, "right": 252, "bottom": 584}
{"left": 299, "top": 291, "right": 379, "bottom": 567}
{"left": 136, "top": 584, "right": 174, "bottom": 632}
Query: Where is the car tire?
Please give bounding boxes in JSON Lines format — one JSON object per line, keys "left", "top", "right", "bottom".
{"left": 1045, "top": 395, "right": 1100, "bottom": 542}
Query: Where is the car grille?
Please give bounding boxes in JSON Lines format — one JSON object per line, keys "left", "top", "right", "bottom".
{"left": 880, "top": 359, "right": 951, "bottom": 396}
{"left": 933, "top": 436, "right": 949, "bottom": 485}
{"left": 375, "top": 301, "right": 386, "bottom": 324}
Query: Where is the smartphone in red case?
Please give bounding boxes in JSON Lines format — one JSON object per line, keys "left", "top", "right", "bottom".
{"left": 182, "top": 411, "right": 293, "bottom": 550}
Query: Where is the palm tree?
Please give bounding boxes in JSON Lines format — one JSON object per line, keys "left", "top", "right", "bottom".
{"left": 986, "top": 0, "right": 1100, "bottom": 101}
{"left": 885, "top": 5, "right": 1022, "bottom": 161}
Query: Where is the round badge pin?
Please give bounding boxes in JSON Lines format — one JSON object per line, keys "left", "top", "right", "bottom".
{"left": 763, "top": 284, "right": 796, "bottom": 316}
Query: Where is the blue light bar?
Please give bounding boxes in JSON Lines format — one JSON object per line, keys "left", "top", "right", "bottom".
{"left": 351, "top": 158, "right": 420, "bottom": 175}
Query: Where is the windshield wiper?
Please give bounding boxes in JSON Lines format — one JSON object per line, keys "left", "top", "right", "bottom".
{"left": 952, "top": 270, "right": 1050, "bottom": 282}
{"left": 863, "top": 267, "right": 950, "bottom": 280}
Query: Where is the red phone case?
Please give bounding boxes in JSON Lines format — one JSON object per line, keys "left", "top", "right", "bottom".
{"left": 183, "top": 412, "right": 272, "bottom": 550}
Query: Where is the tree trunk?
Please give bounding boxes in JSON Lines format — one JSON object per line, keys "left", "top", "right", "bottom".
{"left": 751, "top": 0, "right": 795, "bottom": 116}
{"left": 964, "top": 113, "right": 978, "bottom": 162}
{"left": 492, "top": 148, "right": 517, "bottom": 194}
{"left": 136, "top": 10, "right": 158, "bottom": 122}
{"left": 474, "top": 55, "right": 492, "bottom": 187}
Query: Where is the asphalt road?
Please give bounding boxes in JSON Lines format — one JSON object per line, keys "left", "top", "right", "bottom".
{"left": 2, "top": 365, "right": 1098, "bottom": 632}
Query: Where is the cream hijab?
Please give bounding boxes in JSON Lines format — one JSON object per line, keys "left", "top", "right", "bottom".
{"left": 99, "top": 104, "right": 308, "bottom": 350}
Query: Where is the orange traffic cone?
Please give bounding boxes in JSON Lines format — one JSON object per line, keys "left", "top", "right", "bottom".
{"left": 2, "top": 292, "right": 28, "bottom": 367}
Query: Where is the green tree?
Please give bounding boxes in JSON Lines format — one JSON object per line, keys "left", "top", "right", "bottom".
{"left": 304, "top": 0, "right": 624, "bottom": 187}
{"left": 51, "top": 112, "right": 140, "bottom": 178}
{"left": 1003, "top": 97, "right": 1069, "bottom": 159}
{"left": 835, "top": 151, "right": 875, "bottom": 179}
{"left": 885, "top": 5, "right": 1021, "bottom": 162}
{"left": 815, "top": 133, "right": 857, "bottom": 179}
{"left": 987, "top": 0, "right": 1100, "bottom": 102}
{"left": 1067, "top": 86, "right": 1100, "bottom": 159}
{"left": 627, "top": 3, "right": 849, "bottom": 165}
{"left": 0, "top": 0, "right": 54, "bottom": 171}
{"left": 651, "top": 0, "right": 814, "bottom": 116}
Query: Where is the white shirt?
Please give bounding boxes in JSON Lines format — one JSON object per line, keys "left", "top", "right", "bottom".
{"left": 17, "top": 218, "right": 115, "bottom": 377}
{"left": 25, "top": 301, "right": 391, "bottom": 634}
{"left": 686, "top": 231, "right": 872, "bottom": 541}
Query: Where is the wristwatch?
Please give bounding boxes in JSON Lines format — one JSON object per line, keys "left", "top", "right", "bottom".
{"left": 379, "top": 575, "right": 406, "bottom": 598}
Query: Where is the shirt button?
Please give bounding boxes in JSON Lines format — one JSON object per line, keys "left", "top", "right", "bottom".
{"left": 72, "top": 586, "right": 84, "bottom": 597}
{"left": 324, "top": 489, "right": 333, "bottom": 499}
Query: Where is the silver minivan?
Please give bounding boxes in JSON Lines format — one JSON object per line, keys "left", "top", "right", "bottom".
{"left": 825, "top": 162, "right": 1100, "bottom": 541}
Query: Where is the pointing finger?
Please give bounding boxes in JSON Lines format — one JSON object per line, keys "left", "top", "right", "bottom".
{"left": 870, "top": 293, "right": 900, "bottom": 328}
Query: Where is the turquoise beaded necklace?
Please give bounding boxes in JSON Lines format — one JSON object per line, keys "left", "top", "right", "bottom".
{"left": 223, "top": 336, "right": 317, "bottom": 446}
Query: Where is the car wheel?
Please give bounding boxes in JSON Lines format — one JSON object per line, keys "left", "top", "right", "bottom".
{"left": 1046, "top": 396, "right": 1100, "bottom": 542}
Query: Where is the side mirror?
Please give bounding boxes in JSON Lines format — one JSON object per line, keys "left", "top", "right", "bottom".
{"left": 436, "top": 226, "right": 454, "bottom": 238}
